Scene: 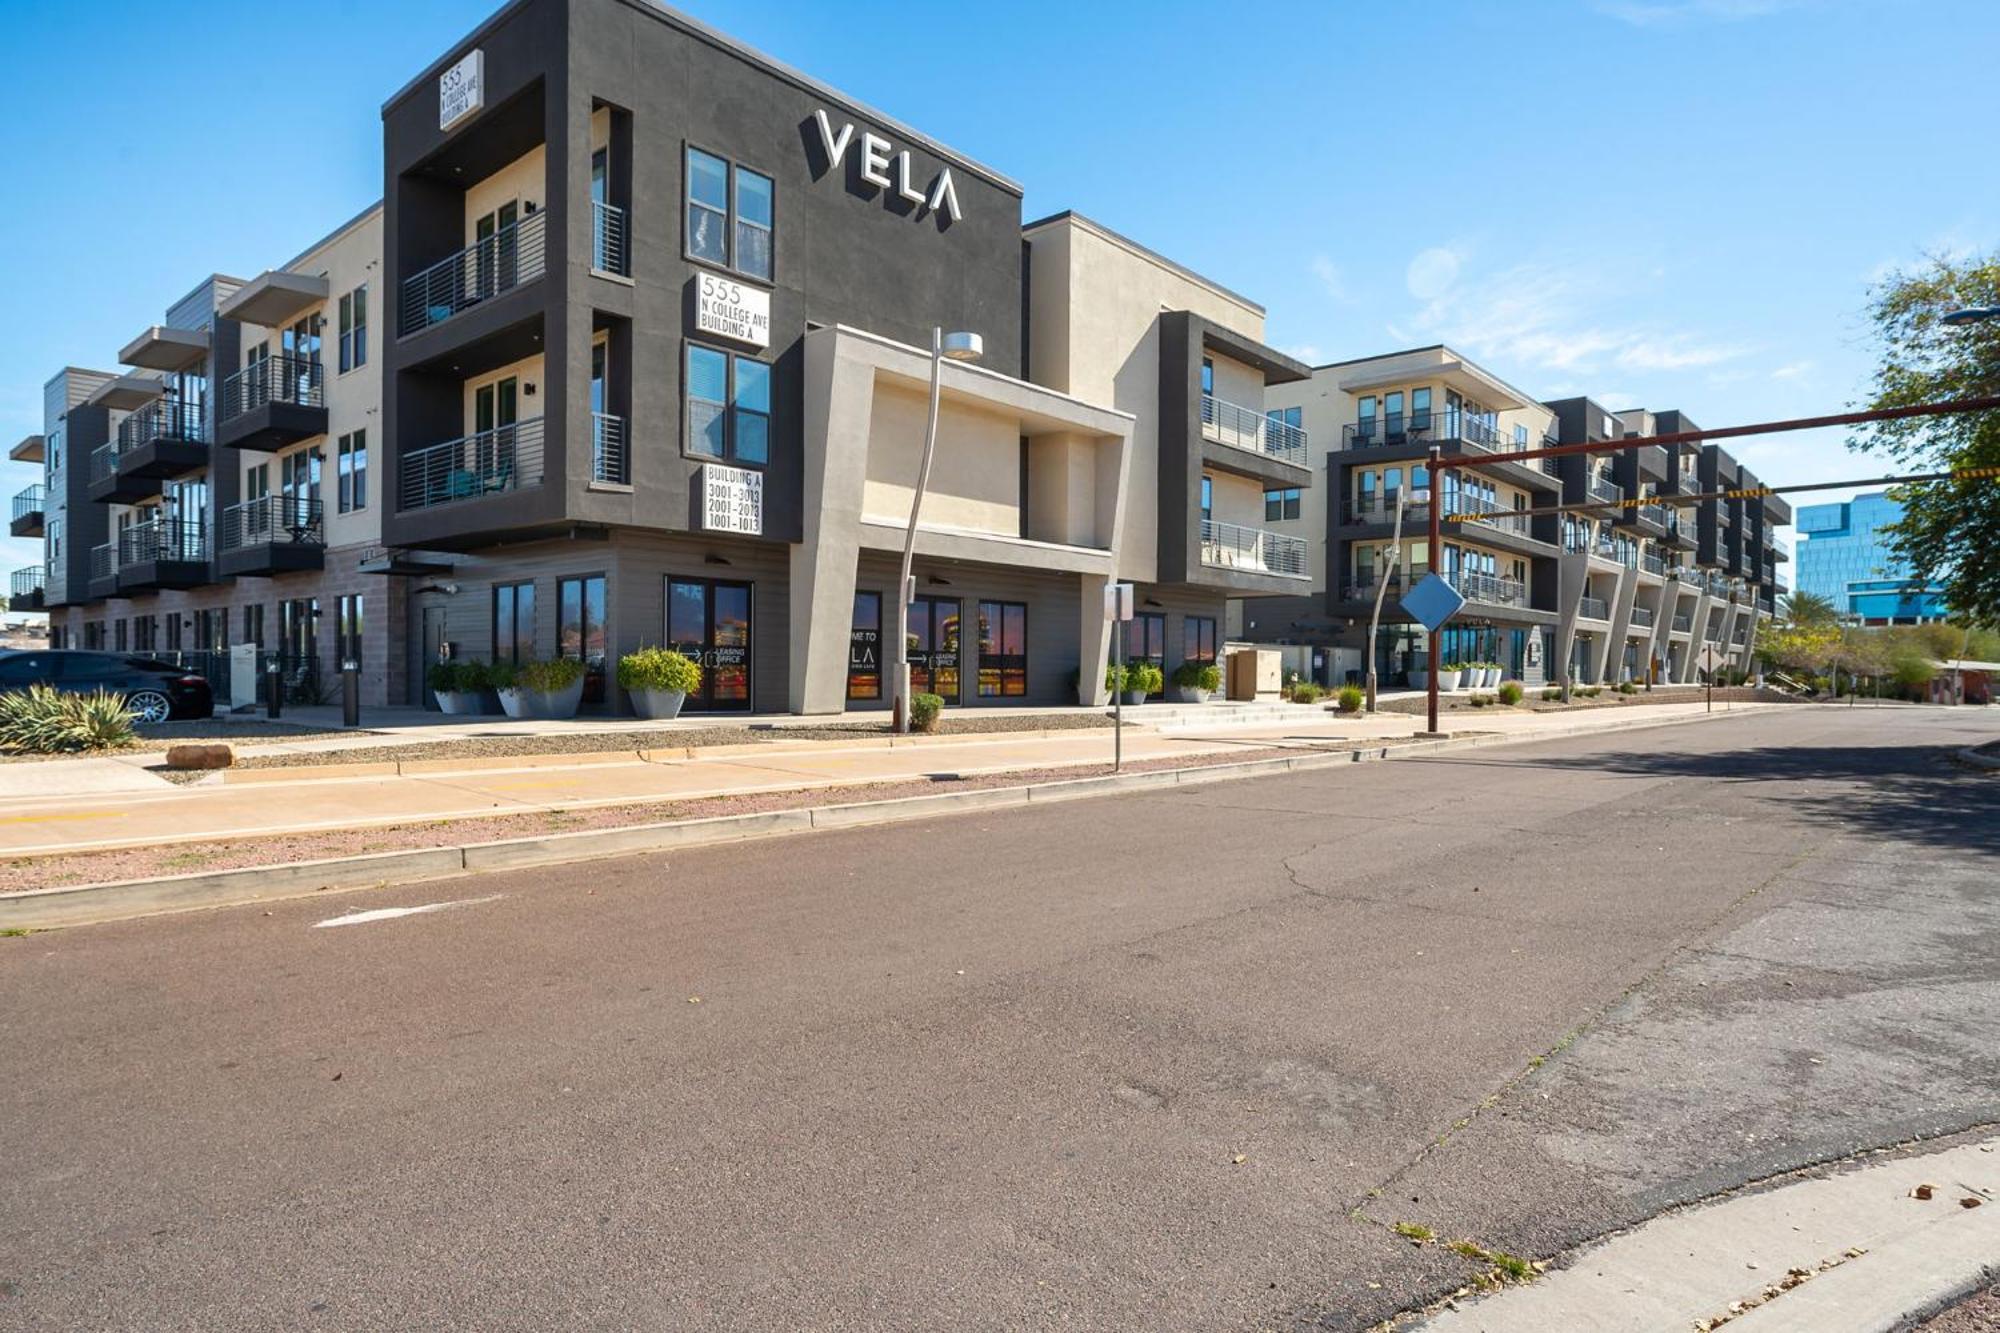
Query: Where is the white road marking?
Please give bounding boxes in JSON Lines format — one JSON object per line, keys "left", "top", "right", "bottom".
{"left": 312, "top": 894, "right": 503, "bottom": 929}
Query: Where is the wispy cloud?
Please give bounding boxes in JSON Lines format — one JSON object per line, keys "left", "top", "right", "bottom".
{"left": 1309, "top": 255, "right": 1353, "bottom": 306}
{"left": 1771, "top": 360, "right": 1813, "bottom": 380}
{"left": 1595, "top": 0, "right": 1798, "bottom": 28}
{"left": 1388, "top": 250, "right": 1748, "bottom": 379}
{"left": 1280, "top": 343, "right": 1323, "bottom": 364}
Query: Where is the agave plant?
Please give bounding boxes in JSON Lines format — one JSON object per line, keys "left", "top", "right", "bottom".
{"left": 0, "top": 685, "right": 138, "bottom": 754}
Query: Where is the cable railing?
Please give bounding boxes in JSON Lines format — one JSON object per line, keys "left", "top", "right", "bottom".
{"left": 118, "top": 396, "right": 209, "bottom": 450}
{"left": 218, "top": 495, "right": 324, "bottom": 552}
{"left": 1578, "top": 595, "right": 1610, "bottom": 621}
{"left": 399, "top": 416, "right": 545, "bottom": 511}
{"left": 592, "top": 200, "right": 628, "bottom": 276}
{"left": 220, "top": 355, "right": 323, "bottom": 423}
{"left": 119, "top": 517, "right": 206, "bottom": 565}
{"left": 1201, "top": 395, "right": 1308, "bottom": 466}
{"left": 400, "top": 209, "right": 548, "bottom": 336}
{"left": 12, "top": 485, "right": 45, "bottom": 521}
{"left": 592, "top": 412, "right": 627, "bottom": 485}
{"left": 1445, "top": 570, "right": 1528, "bottom": 607}
{"left": 1199, "top": 517, "right": 1308, "bottom": 578}
{"left": 11, "top": 566, "right": 45, "bottom": 599}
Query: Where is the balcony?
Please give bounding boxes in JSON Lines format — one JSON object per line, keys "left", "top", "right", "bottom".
{"left": 399, "top": 417, "right": 545, "bottom": 512}
{"left": 1672, "top": 614, "right": 1692, "bottom": 633}
{"left": 1445, "top": 570, "right": 1528, "bottom": 608}
{"left": 10, "top": 485, "right": 45, "bottom": 539}
{"left": 1450, "top": 498, "right": 1535, "bottom": 539}
{"left": 1201, "top": 394, "right": 1308, "bottom": 468}
{"left": 216, "top": 355, "right": 327, "bottom": 453}
{"left": 400, "top": 209, "right": 548, "bottom": 337}
{"left": 1199, "top": 518, "right": 1308, "bottom": 579}
{"left": 88, "top": 400, "right": 207, "bottom": 504}
{"left": 1630, "top": 606, "right": 1655, "bottom": 629}
{"left": 1578, "top": 595, "right": 1610, "bottom": 621}
{"left": 10, "top": 565, "right": 45, "bottom": 611}
{"left": 1638, "top": 502, "right": 1668, "bottom": 527}
{"left": 216, "top": 495, "right": 325, "bottom": 578}
{"left": 117, "top": 517, "right": 208, "bottom": 593}
{"left": 88, "top": 541, "right": 120, "bottom": 600}
{"left": 1341, "top": 576, "right": 1402, "bottom": 604}
{"left": 592, "top": 412, "right": 627, "bottom": 485}
{"left": 1584, "top": 473, "right": 1623, "bottom": 508}
{"left": 1672, "top": 568, "right": 1704, "bottom": 589}
{"left": 592, "top": 201, "right": 629, "bottom": 277}
{"left": 1642, "top": 550, "right": 1666, "bottom": 575}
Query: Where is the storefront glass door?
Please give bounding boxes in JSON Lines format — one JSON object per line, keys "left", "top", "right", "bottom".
{"left": 667, "top": 578, "right": 753, "bottom": 711}
{"left": 908, "top": 596, "right": 961, "bottom": 703}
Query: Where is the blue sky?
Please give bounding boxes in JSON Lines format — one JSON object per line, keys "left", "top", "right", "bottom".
{"left": 4, "top": 0, "right": 1995, "bottom": 575}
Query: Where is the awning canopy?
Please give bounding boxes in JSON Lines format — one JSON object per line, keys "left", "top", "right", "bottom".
{"left": 82, "top": 375, "right": 166, "bottom": 410}
{"left": 119, "top": 325, "right": 210, "bottom": 373}
{"left": 218, "top": 270, "right": 331, "bottom": 328}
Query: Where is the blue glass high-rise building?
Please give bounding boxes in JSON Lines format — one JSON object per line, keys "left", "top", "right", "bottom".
{"left": 1794, "top": 490, "right": 1948, "bottom": 623}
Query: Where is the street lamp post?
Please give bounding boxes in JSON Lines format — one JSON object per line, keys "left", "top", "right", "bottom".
{"left": 891, "top": 327, "right": 984, "bottom": 733}
{"left": 1365, "top": 483, "right": 1428, "bottom": 714}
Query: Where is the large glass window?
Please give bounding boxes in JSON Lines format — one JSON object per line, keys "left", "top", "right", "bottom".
{"left": 1124, "top": 612, "right": 1166, "bottom": 699}
{"left": 1411, "top": 387, "right": 1432, "bottom": 431}
{"left": 337, "top": 430, "right": 367, "bottom": 514}
{"left": 493, "top": 581, "right": 535, "bottom": 664}
{"left": 686, "top": 148, "right": 730, "bottom": 266}
{"left": 1184, "top": 616, "right": 1218, "bottom": 666}
{"left": 336, "top": 595, "right": 364, "bottom": 670}
{"left": 976, "top": 600, "right": 1026, "bottom": 698}
{"left": 337, "top": 285, "right": 367, "bottom": 373}
{"left": 1264, "top": 487, "right": 1301, "bottom": 522}
{"left": 685, "top": 344, "right": 770, "bottom": 465}
{"left": 848, "top": 590, "right": 881, "bottom": 701}
{"left": 558, "top": 574, "right": 608, "bottom": 705}
{"left": 686, "top": 147, "right": 774, "bottom": 281}
{"left": 734, "top": 166, "right": 774, "bottom": 281}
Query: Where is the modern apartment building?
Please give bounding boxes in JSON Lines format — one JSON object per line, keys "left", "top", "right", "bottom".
{"left": 18, "top": 0, "right": 1310, "bottom": 715}
{"left": 1241, "top": 347, "right": 1790, "bottom": 688}
{"left": 1794, "top": 490, "right": 1945, "bottom": 624}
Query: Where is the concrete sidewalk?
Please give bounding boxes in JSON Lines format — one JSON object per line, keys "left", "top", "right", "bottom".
{"left": 1415, "top": 1134, "right": 2000, "bottom": 1332}
{"left": 2, "top": 700, "right": 1790, "bottom": 859}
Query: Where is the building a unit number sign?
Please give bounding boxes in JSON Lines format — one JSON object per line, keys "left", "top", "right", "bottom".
{"left": 702, "top": 464, "right": 764, "bottom": 536}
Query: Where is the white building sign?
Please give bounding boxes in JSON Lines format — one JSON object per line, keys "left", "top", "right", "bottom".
{"left": 701, "top": 464, "right": 764, "bottom": 536}
{"left": 694, "top": 272, "right": 771, "bottom": 349}
{"left": 811, "top": 108, "right": 963, "bottom": 223}
{"left": 439, "top": 50, "right": 484, "bottom": 132}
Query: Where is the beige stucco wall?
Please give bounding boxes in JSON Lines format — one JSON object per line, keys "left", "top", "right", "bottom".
{"left": 860, "top": 381, "right": 1023, "bottom": 540}
{"left": 464, "top": 144, "right": 546, "bottom": 246}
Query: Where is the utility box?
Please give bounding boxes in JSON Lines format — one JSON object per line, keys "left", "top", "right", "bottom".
{"left": 1227, "top": 648, "right": 1281, "bottom": 701}
{"left": 228, "top": 643, "right": 259, "bottom": 710}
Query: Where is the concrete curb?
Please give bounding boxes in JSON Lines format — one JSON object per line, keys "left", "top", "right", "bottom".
{"left": 0, "top": 706, "right": 1776, "bottom": 932}
{"left": 1957, "top": 743, "right": 2000, "bottom": 771}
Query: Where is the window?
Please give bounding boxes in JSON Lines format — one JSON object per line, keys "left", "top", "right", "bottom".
{"left": 1201, "top": 357, "right": 1214, "bottom": 398}
{"left": 281, "top": 598, "right": 318, "bottom": 675}
{"left": 47, "top": 517, "right": 60, "bottom": 563}
{"left": 1514, "top": 423, "right": 1528, "bottom": 447}
{"left": 558, "top": 574, "right": 608, "bottom": 705}
{"left": 282, "top": 447, "right": 321, "bottom": 515}
{"left": 246, "top": 462, "right": 269, "bottom": 501}
{"left": 1264, "top": 487, "right": 1301, "bottom": 522}
{"left": 1184, "top": 616, "right": 1218, "bottom": 666}
{"left": 194, "top": 608, "right": 226, "bottom": 654}
{"left": 1200, "top": 475, "right": 1213, "bottom": 524}
{"left": 848, "top": 590, "right": 881, "bottom": 700}
{"left": 1265, "top": 405, "right": 1301, "bottom": 430}
{"left": 165, "top": 615, "right": 182, "bottom": 652}
{"left": 493, "top": 581, "right": 536, "bottom": 664}
{"left": 1356, "top": 395, "right": 1378, "bottom": 444}
{"left": 686, "top": 147, "right": 774, "bottom": 281}
{"left": 685, "top": 344, "right": 770, "bottom": 465}
{"left": 337, "top": 285, "right": 368, "bottom": 372}
{"left": 242, "top": 603, "right": 264, "bottom": 649}
{"left": 976, "top": 600, "right": 1026, "bottom": 698}
{"left": 1124, "top": 613, "right": 1166, "bottom": 699}
{"left": 337, "top": 431, "right": 367, "bottom": 513}
{"left": 132, "top": 616, "right": 154, "bottom": 652}
{"left": 336, "top": 595, "right": 364, "bottom": 669}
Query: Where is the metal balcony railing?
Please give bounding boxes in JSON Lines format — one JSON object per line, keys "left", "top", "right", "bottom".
{"left": 1705, "top": 624, "right": 1724, "bottom": 643}
{"left": 1344, "top": 494, "right": 1428, "bottom": 524}
{"left": 1586, "top": 473, "right": 1623, "bottom": 505}
{"left": 118, "top": 396, "right": 208, "bottom": 451}
{"left": 1642, "top": 551, "right": 1666, "bottom": 575}
{"left": 1199, "top": 518, "right": 1308, "bottom": 578}
{"left": 592, "top": 412, "right": 627, "bottom": 485}
{"left": 592, "top": 200, "right": 628, "bottom": 276}
{"left": 1630, "top": 606, "right": 1656, "bottom": 628}
{"left": 220, "top": 355, "right": 323, "bottom": 423}
{"left": 90, "top": 441, "right": 118, "bottom": 486}
{"left": 1578, "top": 595, "right": 1610, "bottom": 621}
{"left": 1673, "top": 568, "right": 1704, "bottom": 587}
{"left": 400, "top": 209, "right": 548, "bottom": 336}
{"left": 11, "top": 566, "right": 45, "bottom": 599}
{"left": 218, "top": 495, "right": 324, "bottom": 552}
{"left": 1445, "top": 570, "right": 1527, "bottom": 607}
{"left": 1672, "top": 614, "right": 1692, "bottom": 632}
{"left": 1449, "top": 496, "right": 1534, "bottom": 537}
{"left": 12, "top": 485, "right": 45, "bottom": 521}
{"left": 1342, "top": 576, "right": 1403, "bottom": 603}
{"left": 399, "top": 416, "right": 545, "bottom": 511}
{"left": 120, "top": 517, "right": 206, "bottom": 565}
{"left": 90, "top": 541, "right": 117, "bottom": 581}
{"left": 1201, "top": 395, "right": 1308, "bottom": 466}
{"left": 1639, "top": 502, "right": 1668, "bottom": 526}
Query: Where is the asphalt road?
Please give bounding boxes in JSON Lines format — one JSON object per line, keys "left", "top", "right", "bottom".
{"left": 3, "top": 705, "right": 1996, "bottom": 1331}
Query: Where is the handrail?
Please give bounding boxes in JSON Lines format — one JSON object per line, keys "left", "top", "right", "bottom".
{"left": 90, "top": 441, "right": 119, "bottom": 485}
{"left": 10, "top": 566, "right": 45, "bottom": 598}
{"left": 400, "top": 209, "right": 548, "bottom": 336}
{"left": 1578, "top": 595, "right": 1610, "bottom": 620}
{"left": 592, "top": 412, "right": 627, "bottom": 485}
{"left": 1445, "top": 570, "right": 1527, "bottom": 606}
{"left": 592, "top": 201, "right": 628, "bottom": 276}
{"left": 1201, "top": 394, "right": 1308, "bottom": 466}
{"left": 119, "top": 517, "right": 206, "bottom": 565}
{"left": 118, "top": 396, "right": 208, "bottom": 449}
{"left": 399, "top": 416, "right": 546, "bottom": 511}
{"left": 12, "top": 485, "right": 45, "bottom": 520}
{"left": 1199, "top": 517, "right": 1308, "bottom": 577}
{"left": 90, "top": 542, "right": 117, "bottom": 580}
{"left": 221, "top": 355, "right": 323, "bottom": 422}
{"left": 1630, "top": 606, "right": 1656, "bottom": 627}
{"left": 219, "top": 495, "right": 325, "bottom": 551}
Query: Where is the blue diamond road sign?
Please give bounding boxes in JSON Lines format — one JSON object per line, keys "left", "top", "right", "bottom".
{"left": 1400, "top": 572, "right": 1466, "bottom": 633}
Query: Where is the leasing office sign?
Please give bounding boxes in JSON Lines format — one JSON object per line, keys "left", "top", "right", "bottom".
{"left": 439, "top": 50, "right": 484, "bottom": 132}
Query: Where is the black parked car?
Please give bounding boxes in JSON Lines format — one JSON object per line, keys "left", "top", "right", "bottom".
{"left": 0, "top": 650, "right": 215, "bottom": 723}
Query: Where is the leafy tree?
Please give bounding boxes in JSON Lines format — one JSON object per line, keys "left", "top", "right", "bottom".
{"left": 1850, "top": 252, "right": 2000, "bottom": 625}
{"left": 1780, "top": 590, "right": 1838, "bottom": 626}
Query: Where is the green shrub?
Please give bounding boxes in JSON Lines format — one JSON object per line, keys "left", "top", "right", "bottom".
{"left": 1129, "top": 662, "right": 1165, "bottom": 696}
{"left": 1290, "top": 681, "right": 1322, "bottom": 704}
{"left": 1335, "top": 684, "right": 1364, "bottom": 714}
{"left": 1468, "top": 692, "right": 1492, "bottom": 708}
{"left": 616, "top": 647, "right": 702, "bottom": 695}
{"left": 426, "top": 660, "right": 492, "bottom": 693}
{"left": 909, "top": 692, "right": 943, "bottom": 732}
{"left": 1104, "top": 662, "right": 1127, "bottom": 694}
{"left": 1498, "top": 681, "right": 1524, "bottom": 706}
{"left": 1579, "top": 685, "right": 1602, "bottom": 698}
{"left": 485, "top": 659, "right": 519, "bottom": 690}
{"left": 1172, "top": 660, "right": 1222, "bottom": 692}
{"left": 505, "top": 657, "right": 585, "bottom": 693}
{"left": 1542, "top": 687, "right": 1563, "bottom": 702}
{"left": 0, "top": 685, "right": 137, "bottom": 754}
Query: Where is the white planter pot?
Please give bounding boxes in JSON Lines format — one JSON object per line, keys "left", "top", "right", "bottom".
{"left": 1440, "top": 670, "right": 1464, "bottom": 691}
{"left": 1121, "top": 689, "right": 1149, "bottom": 706}
{"left": 1484, "top": 668, "right": 1501, "bottom": 688}
{"left": 1408, "top": 669, "right": 1429, "bottom": 690}
{"left": 1175, "top": 686, "right": 1210, "bottom": 704}
{"left": 497, "top": 676, "right": 585, "bottom": 720}
{"left": 433, "top": 689, "right": 483, "bottom": 715}
{"left": 630, "top": 687, "right": 687, "bottom": 721}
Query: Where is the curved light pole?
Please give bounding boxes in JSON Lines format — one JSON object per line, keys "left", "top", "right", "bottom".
{"left": 1364, "top": 483, "right": 1429, "bottom": 713}
{"left": 892, "top": 327, "right": 984, "bottom": 733}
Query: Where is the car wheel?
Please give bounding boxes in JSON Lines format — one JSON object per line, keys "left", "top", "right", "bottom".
{"left": 126, "top": 690, "right": 173, "bottom": 725}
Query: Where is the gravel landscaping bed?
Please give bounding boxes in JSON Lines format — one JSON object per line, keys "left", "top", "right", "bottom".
{"left": 2, "top": 741, "right": 1333, "bottom": 894}
{"left": 0, "top": 720, "right": 364, "bottom": 763}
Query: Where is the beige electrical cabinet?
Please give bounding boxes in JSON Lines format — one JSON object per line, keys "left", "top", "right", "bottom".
{"left": 1227, "top": 648, "right": 1281, "bottom": 701}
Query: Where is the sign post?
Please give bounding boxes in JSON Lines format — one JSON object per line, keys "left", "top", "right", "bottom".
{"left": 1401, "top": 571, "right": 1467, "bottom": 739}
{"left": 1696, "top": 643, "right": 1725, "bottom": 713}
{"left": 1106, "top": 582, "right": 1134, "bottom": 772}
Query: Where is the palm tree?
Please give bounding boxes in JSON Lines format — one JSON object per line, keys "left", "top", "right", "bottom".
{"left": 1781, "top": 590, "right": 1838, "bottom": 626}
